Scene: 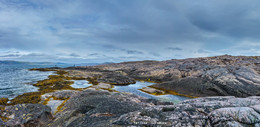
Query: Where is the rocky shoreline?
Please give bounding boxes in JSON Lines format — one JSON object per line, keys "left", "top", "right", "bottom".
{"left": 1, "top": 55, "right": 260, "bottom": 126}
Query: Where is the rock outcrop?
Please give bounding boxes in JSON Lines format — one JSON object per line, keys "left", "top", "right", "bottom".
{"left": 1, "top": 89, "right": 260, "bottom": 127}
{"left": 114, "top": 96, "right": 260, "bottom": 127}
{"left": 47, "top": 89, "right": 159, "bottom": 127}
{"left": 0, "top": 104, "right": 53, "bottom": 126}
{"left": 1, "top": 55, "right": 260, "bottom": 127}
{"left": 66, "top": 55, "right": 260, "bottom": 97}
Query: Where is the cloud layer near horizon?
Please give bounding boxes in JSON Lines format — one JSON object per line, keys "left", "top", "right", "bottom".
{"left": 1, "top": 0, "right": 260, "bottom": 63}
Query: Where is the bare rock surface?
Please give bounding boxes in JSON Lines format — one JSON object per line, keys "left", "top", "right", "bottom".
{"left": 113, "top": 96, "right": 260, "bottom": 127}
{"left": 1, "top": 89, "right": 259, "bottom": 127}
{"left": 66, "top": 55, "right": 260, "bottom": 97}
{"left": 47, "top": 89, "right": 160, "bottom": 127}
{"left": 0, "top": 104, "right": 53, "bottom": 127}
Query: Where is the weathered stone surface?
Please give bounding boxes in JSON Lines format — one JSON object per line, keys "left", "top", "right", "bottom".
{"left": 90, "top": 82, "right": 113, "bottom": 89}
{"left": 97, "top": 72, "right": 136, "bottom": 85}
{"left": 86, "top": 55, "right": 260, "bottom": 97}
{"left": 41, "top": 90, "right": 78, "bottom": 100}
{"left": 8, "top": 55, "right": 259, "bottom": 127}
{"left": 139, "top": 87, "right": 166, "bottom": 95}
{"left": 113, "top": 96, "right": 260, "bottom": 127}
{"left": 47, "top": 89, "right": 155, "bottom": 127}
{"left": 0, "top": 104, "right": 52, "bottom": 127}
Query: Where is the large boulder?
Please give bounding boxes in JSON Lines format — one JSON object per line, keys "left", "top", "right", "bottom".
{"left": 47, "top": 89, "right": 156, "bottom": 127}
{"left": 152, "top": 66, "right": 260, "bottom": 97}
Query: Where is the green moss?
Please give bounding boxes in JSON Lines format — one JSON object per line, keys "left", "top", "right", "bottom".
{"left": 56, "top": 70, "right": 68, "bottom": 75}
{"left": 52, "top": 96, "right": 69, "bottom": 101}
{"left": 145, "top": 86, "right": 196, "bottom": 98}
{"left": 87, "top": 77, "right": 99, "bottom": 85}
{"left": 0, "top": 106, "right": 4, "bottom": 111}
{"left": 10, "top": 68, "right": 100, "bottom": 105}
{"left": 42, "top": 96, "right": 52, "bottom": 105}
{"left": 0, "top": 98, "right": 9, "bottom": 105}
{"left": 55, "top": 98, "right": 69, "bottom": 114}
{"left": 136, "top": 78, "right": 162, "bottom": 84}
{"left": 10, "top": 92, "right": 42, "bottom": 105}
{"left": 10, "top": 69, "right": 79, "bottom": 105}
{"left": 0, "top": 115, "right": 9, "bottom": 122}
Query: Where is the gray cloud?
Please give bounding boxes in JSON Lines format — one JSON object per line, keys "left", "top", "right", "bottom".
{"left": 167, "top": 47, "right": 183, "bottom": 51}
{"left": 69, "top": 53, "right": 80, "bottom": 57}
{"left": 120, "top": 49, "right": 143, "bottom": 55}
{"left": 0, "top": 54, "right": 21, "bottom": 58}
{"left": 0, "top": 0, "right": 260, "bottom": 63}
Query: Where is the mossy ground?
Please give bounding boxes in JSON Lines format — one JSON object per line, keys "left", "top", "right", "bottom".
{"left": 55, "top": 98, "right": 69, "bottom": 114}
{"left": 86, "top": 76, "right": 99, "bottom": 85}
{"left": 146, "top": 86, "right": 196, "bottom": 98}
{"left": 0, "top": 98, "right": 9, "bottom": 105}
{"left": 0, "top": 68, "right": 108, "bottom": 122}
{"left": 1, "top": 69, "right": 92, "bottom": 106}
{"left": 136, "top": 78, "right": 162, "bottom": 84}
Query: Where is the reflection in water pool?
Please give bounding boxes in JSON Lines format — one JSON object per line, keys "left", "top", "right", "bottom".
{"left": 113, "top": 81, "right": 189, "bottom": 103}
{"left": 71, "top": 80, "right": 91, "bottom": 88}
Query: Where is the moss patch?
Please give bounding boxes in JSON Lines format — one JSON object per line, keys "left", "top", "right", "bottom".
{"left": 55, "top": 98, "right": 69, "bottom": 115}
{"left": 87, "top": 77, "right": 99, "bottom": 85}
{"left": 136, "top": 78, "right": 162, "bottom": 84}
{"left": 10, "top": 92, "right": 42, "bottom": 104}
{"left": 0, "top": 98, "right": 9, "bottom": 105}
{"left": 9, "top": 69, "right": 80, "bottom": 105}
{"left": 0, "top": 115, "right": 9, "bottom": 122}
{"left": 144, "top": 86, "right": 196, "bottom": 98}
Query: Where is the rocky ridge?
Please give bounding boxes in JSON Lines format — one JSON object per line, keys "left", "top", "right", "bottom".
{"left": 1, "top": 55, "right": 260, "bottom": 126}
{"left": 1, "top": 89, "right": 260, "bottom": 126}
{"left": 65, "top": 55, "right": 260, "bottom": 97}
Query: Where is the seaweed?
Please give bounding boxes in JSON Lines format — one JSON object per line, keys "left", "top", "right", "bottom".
{"left": 0, "top": 98, "right": 9, "bottom": 105}
{"left": 9, "top": 70, "right": 78, "bottom": 105}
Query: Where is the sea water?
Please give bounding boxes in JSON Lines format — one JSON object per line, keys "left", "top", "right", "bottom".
{"left": 0, "top": 63, "right": 68, "bottom": 99}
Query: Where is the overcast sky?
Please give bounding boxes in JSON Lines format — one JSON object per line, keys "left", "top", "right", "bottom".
{"left": 0, "top": 0, "right": 260, "bottom": 63}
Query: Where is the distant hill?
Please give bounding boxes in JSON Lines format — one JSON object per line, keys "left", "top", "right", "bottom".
{"left": 0, "top": 61, "right": 30, "bottom": 65}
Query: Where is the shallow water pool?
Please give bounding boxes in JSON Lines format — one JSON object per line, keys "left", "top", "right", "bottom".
{"left": 113, "top": 81, "right": 189, "bottom": 103}
{"left": 71, "top": 80, "right": 92, "bottom": 88}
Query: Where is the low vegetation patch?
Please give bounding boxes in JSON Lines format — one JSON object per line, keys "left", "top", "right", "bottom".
{"left": 1, "top": 68, "right": 92, "bottom": 105}
{"left": 146, "top": 86, "right": 196, "bottom": 98}
{"left": 0, "top": 98, "right": 9, "bottom": 105}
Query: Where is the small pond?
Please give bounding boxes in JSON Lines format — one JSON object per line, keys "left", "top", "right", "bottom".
{"left": 70, "top": 80, "right": 189, "bottom": 103}
{"left": 113, "top": 81, "right": 189, "bottom": 103}
{"left": 71, "top": 80, "right": 92, "bottom": 88}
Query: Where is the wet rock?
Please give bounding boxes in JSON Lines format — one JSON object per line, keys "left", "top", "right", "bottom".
{"left": 90, "top": 82, "right": 113, "bottom": 89}
{"left": 139, "top": 87, "right": 166, "bottom": 95}
{"left": 0, "top": 104, "right": 52, "bottom": 127}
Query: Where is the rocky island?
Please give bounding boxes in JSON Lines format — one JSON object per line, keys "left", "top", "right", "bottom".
{"left": 1, "top": 55, "right": 260, "bottom": 127}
